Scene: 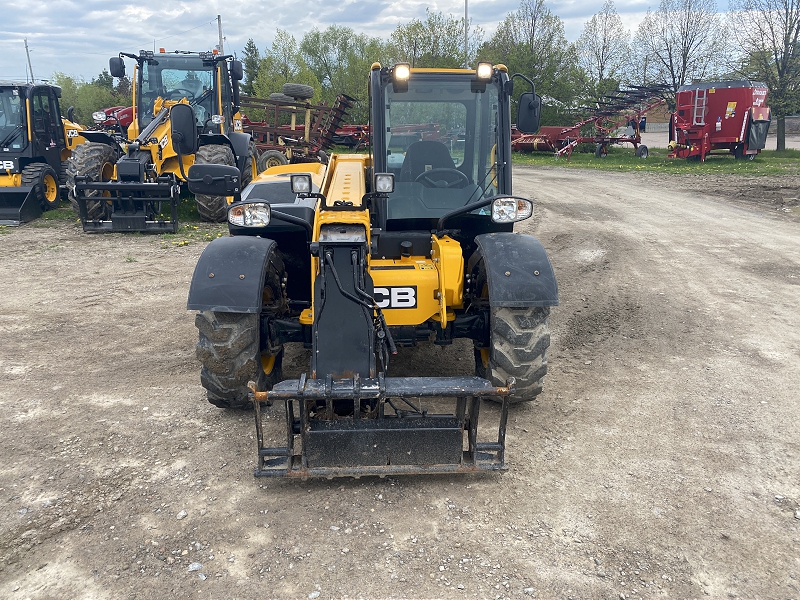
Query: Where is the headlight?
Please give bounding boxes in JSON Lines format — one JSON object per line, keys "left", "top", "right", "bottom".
{"left": 393, "top": 63, "right": 411, "bottom": 81}
{"left": 374, "top": 173, "right": 394, "bottom": 193}
{"left": 92, "top": 111, "right": 107, "bottom": 123}
{"left": 475, "top": 62, "right": 493, "bottom": 80}
{"left": 211, "top": 114, "right": 224, "bottom": 125}
{"left": 228, "top": 203, "right": 271, "bottom": 227}
{"left": 290, "top": 174, "right": 312, "bottom": 194}
{"left": 491, "top": 197, "right": 533, "bottom": 223}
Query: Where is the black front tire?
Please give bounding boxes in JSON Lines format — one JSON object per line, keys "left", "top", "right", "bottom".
{"left": 475, "top": 306, "right": 551, "bottom": 403}
{"left": 21, "top": 162, "right": 60, "bottom": 210}
{"left": 66, "top": 142, "right": 117, "bottom": 219}
{"left": 194, "top": 246, "right": 287, "bottom": 409}
{"left": 195, "top": 312, "right": 283, "bottom": 409}
{"left": 241, "top": 139, "right": 259, "bottom": 187}
{"left": 193, "top": 144, "right": 236, "bottom": 222}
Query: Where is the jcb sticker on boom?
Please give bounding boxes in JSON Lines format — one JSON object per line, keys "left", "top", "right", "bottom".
{"left": 374, "top": 286, "right": 417, "bottom": 309}
{"left": 66, "top": 129, "right": 79, "bottom": 138}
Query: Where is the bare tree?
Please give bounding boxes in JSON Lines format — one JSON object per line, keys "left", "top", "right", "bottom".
{"left": 633, "top": 0, "right": 724, "bottom": 105}
{"left": 728, "top": 0, "right": 800, "bottom": 150}
{"left": 577, "top": 0, "right": 630, "bottom": 94}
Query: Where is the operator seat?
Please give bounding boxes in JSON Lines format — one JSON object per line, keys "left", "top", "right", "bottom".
{"left": 399, "top": 140, "right": 457, "bottom": 182}
{"left": 180, "top": 79, "right": 204, "bottom": 99}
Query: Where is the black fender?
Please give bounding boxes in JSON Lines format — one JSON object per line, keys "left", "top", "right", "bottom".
{"left": 470, "top": 232, "right": 558, "bottom": 307}
{"left": 187, "top": 236, "right": 277, "bottom": 313}
{"left": 79, "top": 130, "right": 124, "bottom": 152}
{"left": 199, "top": 132, "right": 251, "bottom": 173}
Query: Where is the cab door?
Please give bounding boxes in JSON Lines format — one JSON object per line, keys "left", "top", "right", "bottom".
{"left": 30, "top": 86, "right": 64, "bottom": 171}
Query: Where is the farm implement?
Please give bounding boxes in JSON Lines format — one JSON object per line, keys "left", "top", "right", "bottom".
{"left": 512, "top": 84, "right": 668, "bottom": 159}
{"left": 668, "top": 80, "right": 771, "bottom": 161}
{"left": 240, "top": 89, "right": 354, "bottom": 169}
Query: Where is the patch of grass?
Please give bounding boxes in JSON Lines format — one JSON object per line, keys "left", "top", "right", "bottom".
{"left": 159, "top": 222, "right": 227, "bottom": 248}
{"left": 31, "top": 205, "right": 82, "bottom": 228}
{"left": 512, "top": 145, "right": 800, "bottom": 176}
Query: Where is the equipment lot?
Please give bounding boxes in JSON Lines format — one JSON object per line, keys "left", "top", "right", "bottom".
{"left": 0, "top": 165, "right": 798, "bottom": 599}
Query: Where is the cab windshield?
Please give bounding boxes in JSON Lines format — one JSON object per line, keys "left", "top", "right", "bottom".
{"left": 139, "top": 56, "right": 216, "bottom": 128}
{"left": 382, "top": 76, "right": 500, "bottom": 223}
{"left": 0, "top": 87, "right": 26, "bottom": 150}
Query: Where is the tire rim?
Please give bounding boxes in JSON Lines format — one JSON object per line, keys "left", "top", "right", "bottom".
{"left": 261, "top": 354, "right": 277, "bottom": 375}
{"left": 43, "top": 173, "right": 58, "bottom": 202}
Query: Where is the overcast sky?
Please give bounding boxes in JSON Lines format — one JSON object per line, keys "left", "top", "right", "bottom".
{"left": 0, "top": 0, "right": 725, "bottom": 82}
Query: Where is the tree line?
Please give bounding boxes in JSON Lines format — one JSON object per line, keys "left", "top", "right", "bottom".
{"left": 49, "top": 0, "right": 800, "bottom": 149}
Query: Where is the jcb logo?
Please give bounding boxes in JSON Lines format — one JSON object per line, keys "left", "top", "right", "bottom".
{"left": 160, "top": 135, "right": 169, "bottom": 149}
{"left": 374, "top": 286, "right": 417, "bottom": 309}
{"left": 66, "top": 129, "right": 79, "bottom": 138}
{"left": 1, "top": 160, "right": 15, "bottom": 170}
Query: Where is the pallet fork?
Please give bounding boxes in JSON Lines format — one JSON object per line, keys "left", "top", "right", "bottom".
{"left": 251, "top": 375, "right": 515, "bottom": 478}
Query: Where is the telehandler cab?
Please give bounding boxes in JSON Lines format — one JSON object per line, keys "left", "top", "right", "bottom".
{"left": 186, "top": 62, "right": 558, "bottom": 478}
{"left": 67, "top": 49, "right": 257, "bottom": 232}
{"left": 0, "top": 82, "right": 86, "bottom": 225}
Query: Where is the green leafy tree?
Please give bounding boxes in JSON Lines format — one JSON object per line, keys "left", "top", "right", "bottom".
{"left": 728, "top": 0, "right": 800, "bottom": 150}
{"left": 252, "top": 30, "right": 319, "bottom": 99}
{"left": 300, "top": 25, "right": 389, "bottom": 124}
{"left": 51, "top": 72, "right": 128, "bottom": 124}
{"left": 241, "top": 38, "right": 261, "bottom": 95}
{"left": 389, "top": 9, "right": 484, "bottom": 68}
{"left": 92, "top": 69, "right": 115, "bottom": 91}
{"left": 480, "top": 0, "right": 585, "bottom": 125}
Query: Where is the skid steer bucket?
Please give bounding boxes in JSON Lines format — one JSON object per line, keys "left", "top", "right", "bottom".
{"left": 251, "top": 375, "right": 515, "bottom": 478}
{"left": 74, "top": 178, "right": 179, "bottom": 233}
{"left": 0, "top": 187, "right": 42, "bottom": 226}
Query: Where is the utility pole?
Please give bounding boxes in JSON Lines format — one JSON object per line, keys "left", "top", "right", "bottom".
{"left": 24, "top": 38, "right": 34, "bottom": 83}
{"left": 464, "top": 0, "right": 468, "bottom": 68}
{"left": 217, "top": 15, "right": 225, "bottom": 54}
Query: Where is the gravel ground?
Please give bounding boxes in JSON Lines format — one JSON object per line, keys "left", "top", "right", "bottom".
{"left": 0, "top": 165, "right": 798, "bottom": 599}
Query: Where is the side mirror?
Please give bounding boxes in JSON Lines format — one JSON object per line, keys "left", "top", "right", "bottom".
{"left": 230, "top": 60, "right": 244, "bottom": 81}
{"left": 232, "top": 77, "right": 241, "bottom": 112}
{"left": 187, "top": 163, "right": 241, "bottom": 197}
{"left": 516, "top": 92, "right": 541, "bottom": 134}
{"left": 170, "top": 103, "right": 198, "bottom": 155}
{"left": 67, "top": 107, "right": 75, "bottom": 122}
{"left": 109, "top": 57, "right": 126, "bottom": 79}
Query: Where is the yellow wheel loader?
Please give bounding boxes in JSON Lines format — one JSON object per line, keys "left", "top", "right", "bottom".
{"left": 67, "top": 50, "right": 258, "bottom": 232}
{"left": 0, "top": 82, "right": 86, "bottom": 225}
{"left": 186, "top": 62, "right": 557, "bottom": 479}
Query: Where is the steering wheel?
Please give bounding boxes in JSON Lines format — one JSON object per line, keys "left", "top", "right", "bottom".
{"left": 414, "top": 168, "right": 469, "bottom": 189}
{"left": 168, "top": 88, "right": 195, "bottom": 100}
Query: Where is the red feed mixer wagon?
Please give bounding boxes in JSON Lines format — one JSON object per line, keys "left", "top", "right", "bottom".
{"left": 668, "top": 80, "right": 771, "bottom": 161}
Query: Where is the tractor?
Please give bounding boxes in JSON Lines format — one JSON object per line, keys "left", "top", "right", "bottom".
{"left": 0, "top": 82, "right": 86, "bottom": 225}
{"left": 67, "top": 49, "right": 258, "bottom": 233}
{"left": 186, "top": 62, "right": 558, "bottom": 478}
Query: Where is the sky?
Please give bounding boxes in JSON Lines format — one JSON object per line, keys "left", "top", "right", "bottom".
{"left": 0, "top": 0, "right": 725, "bottom": 83}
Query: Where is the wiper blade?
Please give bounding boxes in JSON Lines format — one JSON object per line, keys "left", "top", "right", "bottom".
{"left": 0, "top": 125, "right": 23, "bottom": 148}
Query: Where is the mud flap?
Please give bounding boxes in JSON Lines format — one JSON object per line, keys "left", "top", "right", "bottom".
{"left": 0, "top": 187, "right": 42, "bottom": 226}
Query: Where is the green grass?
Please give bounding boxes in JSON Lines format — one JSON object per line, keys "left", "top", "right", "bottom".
{"left": 31, "top": 204, "right": 82, "bottom": 228}
{"left": 512, "top": 144, "right": 800, "bottom": 176}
